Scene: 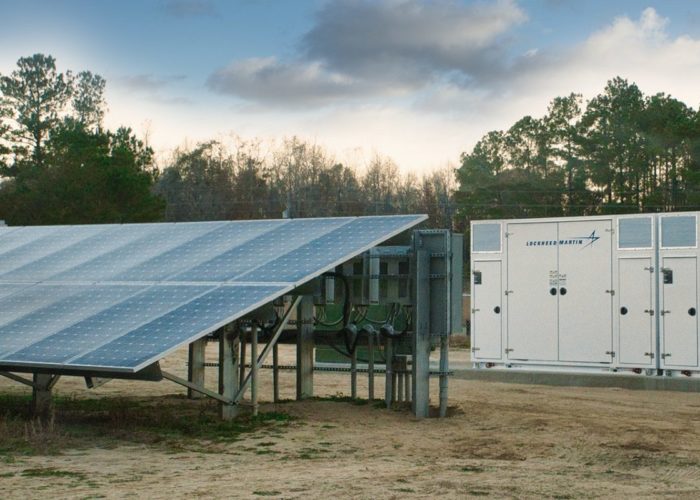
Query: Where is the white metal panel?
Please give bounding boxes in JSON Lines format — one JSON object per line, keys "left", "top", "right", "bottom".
{"left": 557, "top": 219, "right": 613, "bottom": 363}
{"left": 661, "top": 256, "right": 699, "bottom": 368}
{"left": 506, "top": 222, "right": 558, "bottom": 361}
{"left": 471, "top": 260, "right": 502, "bottom": 360}
{"left": 618, "top": 257, "right": 654, "bottom": 366}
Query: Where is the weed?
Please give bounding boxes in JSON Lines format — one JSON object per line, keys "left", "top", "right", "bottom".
{"left": 21, "top": 467, "right": 86, "bottom": 480}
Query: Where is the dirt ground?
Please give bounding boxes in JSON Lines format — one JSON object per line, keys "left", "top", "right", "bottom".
{"left": 1, "top": 344, "right": 700, "bottom": 499}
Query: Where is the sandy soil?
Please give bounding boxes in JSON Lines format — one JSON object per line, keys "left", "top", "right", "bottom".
{"left": 1, "top": 344, "right": 700, "bottom": 499}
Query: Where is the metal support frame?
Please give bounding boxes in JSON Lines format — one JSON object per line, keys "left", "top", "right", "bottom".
{"left": 219, "top": 326, "right": 240, "bottom": 419}
{"left": 162, "top": 370, "right": 232, "bottom": 404}
{"left": 0, "top": 371, "right": 36, "bottom": 387}
{"left": 32, "top": 373, "right": 60, "bottom": 418}
{"left": 384, "top": 337, "right": 394, "bottom": 407}
{"left": 297, "top": 295, "right": 314, "bottom": 400}
{"left": 273, "top": 342, "right": 280, "bottom": 403}
{"left": 234, "top": 296, "right": 301, "bottom": 405}
{"left": 368, "top": 331, "right": 375, "bottom": 400}
{"left": 412, "top": 248, "right": 431, "bottom": 418}
{"left": 188, "top": 337, "right": 207, "bottom": 399}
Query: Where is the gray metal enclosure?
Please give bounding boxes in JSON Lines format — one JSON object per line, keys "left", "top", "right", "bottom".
{"left": 471, "top": 212, "right": 700, "bottom": 378}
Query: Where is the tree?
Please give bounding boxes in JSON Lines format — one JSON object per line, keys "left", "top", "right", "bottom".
{"left": 0, "top": 54, "right": 73, "bottom": 170}
{"left": 72, "top": 71, "right": 106, "bottom": 129}
{"left": 0, "top": 122, "right": 164, "bottom": 224}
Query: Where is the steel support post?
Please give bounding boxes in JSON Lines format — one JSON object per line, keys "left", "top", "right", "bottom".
{"left": 367, "top": 331, "right": 375, "bottom": 400}
{"left": 273, "top": 342, "right": 280, "bottom": 403}
{"left": 296, "top": 296, "right": 314, "bottom": 400}
{"left": 251, "top": 324, "right": 259, "bottom": 416}
{"left": 350, "top": 347, "right": 357, "bottom": 399}
{"left": 412, "top": 248, "right": 431, "bottom": 418}
{"left": 187, "top": 337, "right": 207, "bottom": 399}
{"left": 219, "top": 327, "right": 241, "bottom": 420}
{"left": 384, "top": 337, "right": 394, "bottom": 407}
{"left": 32, "top": 373, "right": 56, "bottom": 419}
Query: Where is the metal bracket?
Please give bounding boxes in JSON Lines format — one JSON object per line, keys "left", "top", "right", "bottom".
{"left": 505, "top": 290, "right": 514, "bottom": 296}
{"left": 661, "top": 310, "right": 671, "bottom": 316}
{"left": 0, "top": 371, "right": 36, "bottom": 388}
{"left": 644, "top": 352, "right": 655, "bottom": 359}
{"left": 644, "top": 309, "right": 654, "bottom": 316}
{"left": 505, "top": 348, "right": 514, "bottom": 353}
{"left": 661, "top": 353, "right": 671, "bottom": 359}
{"left": 605, "top": 289, "right": 615, "bottom": 296}
{"left": 644, "top": 267, "right": 654, "bottom": 273}
{"left": 605, "top": 351, "right": 616, "bottom": 358}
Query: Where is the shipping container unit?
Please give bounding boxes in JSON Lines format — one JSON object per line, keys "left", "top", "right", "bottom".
{"left": 470, "top": 212, "right": 700, "bottom": 377}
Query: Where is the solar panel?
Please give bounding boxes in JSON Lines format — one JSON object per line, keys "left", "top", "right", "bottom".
{"left": 0, "top": 215, "right": 426, "bottom": 374}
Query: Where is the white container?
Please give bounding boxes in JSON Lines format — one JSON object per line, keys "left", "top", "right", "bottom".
{"left": 470, "top": 212, "right": 700, "bottom": 377}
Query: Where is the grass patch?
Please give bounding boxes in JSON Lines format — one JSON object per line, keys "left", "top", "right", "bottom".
{"left": 0, "top": 393, "right": 296, "bottom": 457}
{"left": 21, "top": 467, "right": 87, "bottom": 480}
{"left": 312, "top": 394, "right": 370, "bottom": 406}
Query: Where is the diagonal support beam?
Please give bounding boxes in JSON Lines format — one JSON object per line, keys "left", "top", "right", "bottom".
{"left": 162, "top": 370, "right": 233, "bottom": 404}
{"left": 233, "top": 295, "right": 302, "bottom": 404}
{"left": 0, "top": 371, "right": 37, "bottom": 388}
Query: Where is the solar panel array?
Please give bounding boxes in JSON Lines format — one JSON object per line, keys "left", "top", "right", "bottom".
{"left": 0, "top": 215, "right": 426, "bottom": 373}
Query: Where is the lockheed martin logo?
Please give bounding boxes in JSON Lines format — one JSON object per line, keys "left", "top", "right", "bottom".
{"left": 526, "top": 230, "right": 600, "bottom": 248}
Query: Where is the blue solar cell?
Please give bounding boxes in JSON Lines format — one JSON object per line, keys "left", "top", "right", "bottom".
{"left": 171, "top": 217, "right": 352, "bottom": 282}
{"left": 0, "top": 225, "right": 112, "bottom": 277}
{"left": 0, "top": 285, "right": 145, "bottom": 359}
{"left": 70, "top": 284, "right": 287, "bottom": 370}
{"left": 112, "top": 219, "right": 287, "bottom": 282}
{"left": 5, "top": 285, "right": 214, "bottom": 365}
{"left": 234, "top": 215, "right": 424, "bottom": 283}
{"left": 47, "top": 222, "right": 225, "bottom": 282}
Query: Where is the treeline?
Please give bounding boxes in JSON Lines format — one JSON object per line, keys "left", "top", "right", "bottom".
{"left": 456, "top": 77, "right": 700, "bottom": 222}
{"left": 154, "top": 138, "right": 455, "bottom": 228}
{"left": 0, "top": 54, "right": 163, "bottom": 224}
{"left": 4, "top": 54, "right": 700, "bottom": 231}
{"left": 0, "top": 54, "right": 454, "bottom": 228}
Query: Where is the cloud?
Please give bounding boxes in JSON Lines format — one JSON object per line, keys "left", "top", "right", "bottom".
{"left": 207, "top": 0, "right": 526, "bottom": 106}
{"left": 206, "top": 57, "right": 368, "bottom": 106}
{"left": 163, "top": 0, "right": 217, "bottom": 18}
{"left": 303, "top": 0, "right": 525, "bottom": 80}
{"left": 117, "top": 74, "right": 186, "bottom": 93}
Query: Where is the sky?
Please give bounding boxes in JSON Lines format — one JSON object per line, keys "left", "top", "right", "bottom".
{"left": 1, "top": 0, "right": 700, "bottom": 172}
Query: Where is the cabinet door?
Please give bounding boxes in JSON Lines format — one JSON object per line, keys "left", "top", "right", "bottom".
{"left": 618, "top": 257, "right": 654, "bottom": 366}
{"left": 661, "top": 256, "right": 699, "bottom": 368}
{"left": 557, "top": 219, "right": 613, "bottom": 363}
{"left": 472, "top": 260, "right": 502, "bottom": 360}
{"left": 506, "top": 223, "right": 558, "bottom": 361}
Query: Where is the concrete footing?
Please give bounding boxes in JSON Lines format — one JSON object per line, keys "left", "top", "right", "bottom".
{"left": 453, "top": 368, "right": 700, "bottom": 392}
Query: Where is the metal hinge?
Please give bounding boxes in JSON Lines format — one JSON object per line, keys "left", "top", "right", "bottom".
{"left": 505, "top": 232, "right": 512, "bottom": 238}
{"left": 644, "top": 309, "right": 654, "bottom": 316}
{"left": 644, "top": 266, "right": 654, "bottom": 273}
{"left": 505, "top": 348, "right": 514, "bottom": 353}
{"left": 605, "top": 289, "right": 615, "bottom": 296}
{"left": 605, "top": 228, "right": 615, "bottom": 234}
{"left": 605, "top": 351, "right": 616, "bottom": 358}
{"left": 471, "top": 308, "right": 480, "bottom": 313}
{"left": 661, "top": 353, "right": 671, "bottom": 359}
{"left": 644, "top": 352, "right": 655, "bottom": 359}
{"left": 504, "top": 290, "right": 514, "bottom": 296}
{"left": 471, "top": 347, "right": 480, "bottom": 353}
{"left": 660, "top": 310, "right": 671, "bottom": 316}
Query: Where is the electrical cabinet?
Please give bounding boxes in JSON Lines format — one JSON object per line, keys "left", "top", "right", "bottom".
{"left": 471, "top": 212, "right": 700, "bottom": 377}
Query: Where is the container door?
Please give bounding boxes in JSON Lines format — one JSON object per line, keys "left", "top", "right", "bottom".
{"left": 618, "top": 257, "right": 654, "bottom": 366}
{"left": 661, "top": 256, "right": 699, "bottom": 368}
{"left": 557, "top": 219, "right": 613, "bottom": 363}
{"left": 472, "top": 260, "right": 502, "bottom": 360}
{"left": 506, "top": 222, "right": 558, "bottom": 361}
